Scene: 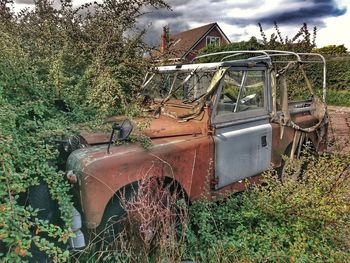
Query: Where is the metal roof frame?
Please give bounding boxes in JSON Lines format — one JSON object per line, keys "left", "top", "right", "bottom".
{"left": 155, "top": 50, "right": 327, "bottom": 101}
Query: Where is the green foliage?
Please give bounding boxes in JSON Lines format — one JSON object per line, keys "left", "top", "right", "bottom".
{"left": 0, "top": 97, "right": 74, "bottom": 262}
{"left": 197, "top": 37, "right": 263, "bottom": 62}
{"left": 327, "top": 89, "right": 350, "bottom": 106}
{"left": 313, "top": 45, "right": 349, "bottom": 55}
{"left": 185, "top": 154, "right": 350, "bottom": 262}
{"left": 259, "top": 22, "right": 317, "bottom": 52}
{"left": 323, "top": 57, "right": 350, "bottom": 91}
{"left": 0, "top": 0, "right": 167, "bottom": 261}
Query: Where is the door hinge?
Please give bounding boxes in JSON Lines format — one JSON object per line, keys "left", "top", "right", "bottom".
{"left": 211, "top": 177, "right": 219, "bottom": 190}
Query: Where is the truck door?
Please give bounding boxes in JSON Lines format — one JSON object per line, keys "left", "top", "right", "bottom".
{"left": 213, "top": 67, "right": 272, "bottom": 189}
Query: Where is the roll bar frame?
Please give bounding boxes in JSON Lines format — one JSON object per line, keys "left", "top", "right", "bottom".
{"left": 192, "top": 50, "right": 326, "bottom": 102}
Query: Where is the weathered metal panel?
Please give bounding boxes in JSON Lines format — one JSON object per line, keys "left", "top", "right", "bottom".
{"left": 67, "top": 132, "right": 214, "bottom": 229}
{"left": 214, "top": 119, "right": 272, "bottom": 189}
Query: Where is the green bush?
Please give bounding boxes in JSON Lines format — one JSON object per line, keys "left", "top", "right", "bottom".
{"left": 185, "top": 154, "right": 350, "bottom": 262}
{"left": 0, "top": 0, "right": 168, "bottom": 261}
{"left": 325, "top": 57, "right": 350, "bottom": 91}
{"left": 313, "top": 45, "right": 348, "bottom": 56}
{"left": 326, "top": 89, "right": 350, "bottom": 106}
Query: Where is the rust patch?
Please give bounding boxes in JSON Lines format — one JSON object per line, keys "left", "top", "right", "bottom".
{"left": 75, "top": 108, "right": 213, "bottom": 228}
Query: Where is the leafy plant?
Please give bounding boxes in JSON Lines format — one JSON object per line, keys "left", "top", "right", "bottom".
{"left": 259, "top": 22, "right": 317, "bottom": 52}
{"left": 185, "top": 153, "right": 350, "bottom": 262}
{"left": 313, "top": 45, "right": 349, "bottom": 55}
{"left": 0, "top": 0, "right": 168, "bottom": 261}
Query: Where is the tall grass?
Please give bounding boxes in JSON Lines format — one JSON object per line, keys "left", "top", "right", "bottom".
{"left": 71, "top": 176, "right": 188, "bottom": 263}
{"left": 327, "top": 89, "right": 350, "bottom": 106}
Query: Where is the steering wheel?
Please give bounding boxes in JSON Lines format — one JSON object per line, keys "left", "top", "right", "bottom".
{"left": 224, "top": 92, "right": 237, "bottom": 103}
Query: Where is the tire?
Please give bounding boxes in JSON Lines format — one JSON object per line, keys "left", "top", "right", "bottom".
{"left": 28, "top": 183, "right": 62, "bottom": 224}
{"left": 27, "top": 183, "right": 63, "bottom": 263}
{"left": 94, "top": 183, "right": 138, "bottom": 246}
{"left": 93, "top": 178, "right": 186, "bottom": 246}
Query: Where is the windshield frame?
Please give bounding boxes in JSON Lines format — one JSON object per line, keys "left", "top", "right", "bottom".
{"left": 141, "top": 67, "right": 216, "bottom": 103}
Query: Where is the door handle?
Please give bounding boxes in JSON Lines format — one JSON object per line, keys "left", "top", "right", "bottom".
{"left": 261, "top": 135, "right": 267, "bottom": 147}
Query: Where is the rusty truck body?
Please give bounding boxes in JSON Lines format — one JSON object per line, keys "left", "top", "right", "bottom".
{"left": 64, "top": 50, "right": 328, "bottom": 248}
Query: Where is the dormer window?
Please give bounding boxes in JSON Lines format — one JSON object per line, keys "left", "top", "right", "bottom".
{"left": 206, "top": 36, "right": 220, "bottom": 46}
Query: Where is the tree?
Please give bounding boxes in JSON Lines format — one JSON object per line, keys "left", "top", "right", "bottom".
{"left": 259, "top": 22, "right": 317, "bottom": 52}
{"left": 0, "top": 0, "right": 169, "bottom": 261}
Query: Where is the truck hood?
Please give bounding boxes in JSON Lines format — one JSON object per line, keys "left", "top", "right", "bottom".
{"left": 79, "top": 115, "right": 204, "bottom": 145}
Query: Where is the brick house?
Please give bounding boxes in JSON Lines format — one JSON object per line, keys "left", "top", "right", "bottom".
{"left": 156, "top": 22, "right": 230, "bottom": 63}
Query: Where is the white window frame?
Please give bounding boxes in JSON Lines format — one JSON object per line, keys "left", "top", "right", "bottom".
{"left": 206, "top": 36, "right": 220, "bottom": 46}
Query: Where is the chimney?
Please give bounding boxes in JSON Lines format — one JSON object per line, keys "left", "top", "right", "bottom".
{"left": 160, "top": 26, "right": 168, "bottom": 53}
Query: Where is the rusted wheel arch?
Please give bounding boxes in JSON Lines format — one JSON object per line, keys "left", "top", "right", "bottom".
{"left": 94, "top": 176, "right": 188, "bottom": 236}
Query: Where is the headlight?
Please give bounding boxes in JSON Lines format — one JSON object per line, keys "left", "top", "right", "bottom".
{"left": 62, "top": 135, "right": 82, "bottom": 154}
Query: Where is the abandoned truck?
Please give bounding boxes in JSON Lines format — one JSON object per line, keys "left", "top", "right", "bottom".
{"left": 54, "top": 50, "right": 328, "bottom": 248}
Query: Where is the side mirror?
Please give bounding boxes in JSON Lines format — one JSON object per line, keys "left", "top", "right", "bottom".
{"left": 117, "top": 119, "right": 133, "bottom": 141}
{"left": 107, "top": 119, "right": 134, "bottom": 154}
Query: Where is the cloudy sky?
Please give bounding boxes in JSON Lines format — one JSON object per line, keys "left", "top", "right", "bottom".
{"left": 13, "top": 0, "right": 350, "bottom": 49}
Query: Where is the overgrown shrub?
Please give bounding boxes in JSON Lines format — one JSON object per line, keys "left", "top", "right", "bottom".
{"left": 327, "top": 89, "right": 350, "bottom": 106}
{"left": 0, "top": 0, "right": 168, "bottom": 261}
{"left": 67, "top": 154, "right": 350, "bottom": 263}
{"left": 314, "top": 45, "right": 348, "bottom": 56}
{"left": 72, "top": 176, "right": 188, "bottom": 263}
{"left": 185, "top": 153, "right": 350, "bottom": 262}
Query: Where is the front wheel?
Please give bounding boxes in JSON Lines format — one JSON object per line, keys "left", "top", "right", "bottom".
{"left": 93, "top": 183, "right": 138, "bottom": 247}
{"left": 27, "top": 183, "right": 64, "bottom": 263}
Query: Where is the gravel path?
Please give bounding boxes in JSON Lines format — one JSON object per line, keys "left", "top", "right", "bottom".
{"left": 327, "top": 106, "right": 350, "bottom": 154}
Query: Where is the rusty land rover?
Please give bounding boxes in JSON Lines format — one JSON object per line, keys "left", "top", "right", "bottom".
{"left": 62, "top": 50, "right": 328, "bottom": 248}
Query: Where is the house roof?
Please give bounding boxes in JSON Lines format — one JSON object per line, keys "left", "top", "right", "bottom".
{"left": 153, "top": 22, "right": 230, "bottom": 61}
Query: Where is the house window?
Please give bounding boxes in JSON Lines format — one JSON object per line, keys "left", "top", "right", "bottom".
{"left": 206, "top": 36, "right": 220, "bottom": 46}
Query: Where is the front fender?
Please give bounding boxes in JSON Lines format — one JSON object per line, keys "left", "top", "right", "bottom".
{"left": 67, "top": 135, "right": 213, "bottom": 229}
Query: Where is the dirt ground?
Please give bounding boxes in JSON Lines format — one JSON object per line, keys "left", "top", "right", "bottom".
{"left": 327, "top": 106, "right": 350, "bottom": 154}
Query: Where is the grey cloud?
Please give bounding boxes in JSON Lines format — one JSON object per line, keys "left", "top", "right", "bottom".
{"left": 142, "top": 0, "right": 261, "bottom": 29}
{"left": 165, "top": 0, "right": 189, "bottom": 7}
{"left": 227, "top": 0, "right": 346, "bottom": 28}
{"left": 229, "top": 31, "right": 249, "bottom": 40}
{"left": 14, "top": 0, "right": 34, "bottom": 4}
{"left": 14, "top": 0, "right": 67, "bottom": 9}
{"left": 256, "top": 0, "right": 346, "bottom": 26}
{"left": 140, "top": 0, "right": 254, "bottom": 44}
{"left": 209, "top": 0, "right": 260, "bottom": 8}
{"left": 13, "top": 0, "right": 347, "bottom": 45}
{"left": 142, "top": 9, "right": 182, "bottom": 19}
